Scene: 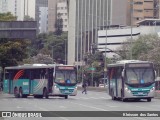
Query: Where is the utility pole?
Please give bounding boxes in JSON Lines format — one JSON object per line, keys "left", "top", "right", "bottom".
{"left": 52, "top": 46, "right": 54, "bottom": 64}
{"left": 104, "top": 21, "right": 107, "bottom": 88}
{"left": 65, "top": 39, "right": 67, "bottom": 65}
{"left": 24, "top": 0, "right": 26, "bottom": 18}
{"left": 130, "top": 0, "right": 133, "bottom": 60}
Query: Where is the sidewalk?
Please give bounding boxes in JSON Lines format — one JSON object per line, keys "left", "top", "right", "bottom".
{"left": 155, "top": 90, "right": 160, "bottom": 99}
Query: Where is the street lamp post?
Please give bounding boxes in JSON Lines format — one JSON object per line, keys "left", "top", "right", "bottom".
{"left": 130, "top": 0, "right": 133, "bottom": 60}
{"left": 104, "top": 21, "right": 108, "bottom": 87}
{"left": 52, "top": 46, "right": 54, "bottom": 64}
{"left": 64, "top": 39, "right": 67, "bottom": 65}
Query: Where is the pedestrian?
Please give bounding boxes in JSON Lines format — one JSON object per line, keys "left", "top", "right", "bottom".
{"left": 82, "top": 81, "right": 87, "bottom": 94}
{"left": 0, "top": 82, "right": 3, "bottom": 92}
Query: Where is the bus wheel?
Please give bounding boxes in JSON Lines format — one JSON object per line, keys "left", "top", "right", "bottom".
{"left": 43, "top": 89, "right": 49, "bottom": 99}
{"left": 65, "top": 95, "right": 68, "bottom": 99}
{"left": 122, "top": 98, "right": 127, "bottom": 102}
{"left": 147, "top": 98, "right": 151, "bottom": 102}
{"left": 14, "top": 87, "right": 19, "bottom": 98}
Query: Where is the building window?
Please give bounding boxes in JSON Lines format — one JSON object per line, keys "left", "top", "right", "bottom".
{"left": 134, "top": 2, "right": 143, "bottom": 5}
{"left": 134, "top": 9, "right": 143, "bottom": 12}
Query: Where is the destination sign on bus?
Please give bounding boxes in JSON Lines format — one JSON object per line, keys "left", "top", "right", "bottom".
{"left": 128, "top": 63, "right": 151, "bottom": 68}
{"left": 58, "top": 66, "right": 74, "bottom": 70}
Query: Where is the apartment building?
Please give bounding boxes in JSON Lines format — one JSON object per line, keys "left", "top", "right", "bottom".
{"left": 128, "top": 0, "right": 160, "bottom": 26}
{"left": 57, "top": 0, "right": 68, "bottom": 31}
{"left": 35, "top": 0, "right": 48, "bottom": 33}
{"left": 48, "top": 0, "right": 57, "bottom": 32}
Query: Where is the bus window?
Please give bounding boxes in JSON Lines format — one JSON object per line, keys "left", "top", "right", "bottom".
{"left": 55, "top": 70, "right": 76, "bottom": 84}
{"left": 68, "top": 71, "right": 76, "bottom": 83}
{"left": 55, "top": 71, "right": 65, "bottom": 83}
{"left": 126, "top": 68, "right": 154, "bottom": 84}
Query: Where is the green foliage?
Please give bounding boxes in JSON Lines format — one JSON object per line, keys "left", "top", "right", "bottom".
{"left": 0, "top": 12, "right": 17, "bottom": 21}
{"left": 132, "top": 34, "right": 157, "bottom": 59}
{"left": 24, "top": 15, "right": 34, "bottom": 21}
{"left": 117, "top": 34, "right": 160, "bottom": 75}
{"left": 78, "top": 51, "right": 108, "bottom": 86}
{"left": 0, "top": 39, "right": 30, "bottom": 68}
{"left": 29, "top": 32, "right": 68, "bottom": 64}
{"left": 0, "top": 12, "right": 30, "bottom": 68}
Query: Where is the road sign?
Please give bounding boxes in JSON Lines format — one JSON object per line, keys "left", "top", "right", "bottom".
{"left": 88, "top": 67, "right": 96, "bottom": 71}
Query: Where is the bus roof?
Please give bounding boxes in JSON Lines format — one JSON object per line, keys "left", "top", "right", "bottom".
{"left": 5, "top": 64, "right": 76, "bottom": 70}
{"left": 5, "top": 64, "right": 55, "bottom": 70}
{"left": 108, "top": 60, "right": 152, "bottom": 67}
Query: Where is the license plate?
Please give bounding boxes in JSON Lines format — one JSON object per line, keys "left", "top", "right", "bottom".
{"left": 138, "top": 92, "right": 143, "bottom": 95}
{"left": 64, "top": 90, "right": 70, "bottom": 93}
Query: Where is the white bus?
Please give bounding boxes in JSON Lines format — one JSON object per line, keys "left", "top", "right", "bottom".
{"left": 3, "top": 64, "right": 77, "bottom": 99}
{"left": 107, "top": 60, "right": 156, "bottom": 102}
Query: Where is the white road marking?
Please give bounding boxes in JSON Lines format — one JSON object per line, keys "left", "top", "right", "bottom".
{"left": 135, "top": 105, "right": 157, "bottom": 111}
{"left": 104, "top": 105, "right": 118, "bottom": 108}
{"left": 68, "top": 101, "right": 108, "bottom": 111}
{"left": 16, "top": 106, "right": 22, "bottom": 109}
{"left": 59, "top": 106, "right": 66, "bottom": 109}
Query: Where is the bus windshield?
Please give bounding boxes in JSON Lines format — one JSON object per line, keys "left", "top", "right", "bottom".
{"left": 126, "top": 68, "right": 154, "bottom": 84}
{"left": 55, "top": 70, "right": 76, "bottom": 84}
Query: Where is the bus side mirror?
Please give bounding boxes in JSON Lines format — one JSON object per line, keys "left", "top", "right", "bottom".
{"left": 122, "top": 69, "right": 124, "bottom": 77}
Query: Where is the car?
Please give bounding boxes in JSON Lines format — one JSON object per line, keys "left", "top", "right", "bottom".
{"left": 77, "top": 83, "right": 82, "bottom": 87}
{"left": 99, "top": 84, "right": 105, "bottom": 88}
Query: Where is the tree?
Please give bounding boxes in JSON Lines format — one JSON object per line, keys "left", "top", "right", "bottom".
{"left": 117, "top": 34, "right": 160, "bottom": 75}
{"left": 0, "top": 39, "right": 30, "bottom": 68}
{"left": 55, "top": 13, "right": 63, "bottom": 36}
{"left": 24, "top": 15, "right": 34, "bottom": 21}
{"left": 0, "top": 13, "right": 30, "bottom": 68}
{"left": 0, "top": 12, "right": 17, "bottom": 21}
{"left": 117, "top": 34, "right": 159, "bottom": 60}
{"left": 29, "top": 32, "right": 68, "bottom": 64}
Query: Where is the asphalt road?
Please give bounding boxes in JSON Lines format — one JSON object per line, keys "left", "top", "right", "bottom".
{"left": 0, "top": 90, "right": 160, "bottom": 120}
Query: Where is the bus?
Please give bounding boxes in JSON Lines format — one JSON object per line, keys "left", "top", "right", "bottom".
{"left": 3, "top": 64, "right": 77, "bottom": 99}
{"left": 107, "top": 60, "right": 156, "bottom": 102}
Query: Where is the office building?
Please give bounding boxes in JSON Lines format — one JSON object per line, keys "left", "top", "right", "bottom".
{"left": 68, "top": 0, "right": 130, "bottom": 65}
{"left": 35, "top": 0, "right": 48, "bottom": 33}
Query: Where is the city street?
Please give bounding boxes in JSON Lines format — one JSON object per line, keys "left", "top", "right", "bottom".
{"left": 0, "top": 90, "right": 160, "bottom": 120}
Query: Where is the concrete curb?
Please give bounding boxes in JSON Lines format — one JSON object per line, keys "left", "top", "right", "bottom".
{"left": 155, "top": 90, "right": 160, "bottom": 99}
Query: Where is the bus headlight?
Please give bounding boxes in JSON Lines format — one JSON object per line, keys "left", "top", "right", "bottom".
{"left": 54, "top": 85, "right": 58, "bottom": 89}
{"left": 125, "top": 87, "right": 131, "bottom": 93}
{"left": 150, "top": 87, "right": 155, "bottom": 92}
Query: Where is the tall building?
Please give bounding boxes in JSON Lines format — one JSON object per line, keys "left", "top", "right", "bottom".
{"left": 0, "top": 0, "right": 8, "bottom": 13}
{"left": 0, "top": 0, "right": 23, "bottom": 20}
{"left": 39, "top": 7, "right": 48, "bottom": 33}
{"left": 0, "top": 0, "right": 35, "bottom": 21}
{"left": 35, "top": 0, "right": 48, "bottom": 33}
{"left": 68, "top": 0, "right": 122, "bottom": 65}
{"left": 48, "top": 0, "right": 57, "bottom": 32}
{"left": 127, "top": 0, "right": 160, "bottom": 26}
{"left": 111, "top": 0, "right": 128, "bottom": 26}
{"left": 57, "top": 0, "right": 69, "bottom": 31}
